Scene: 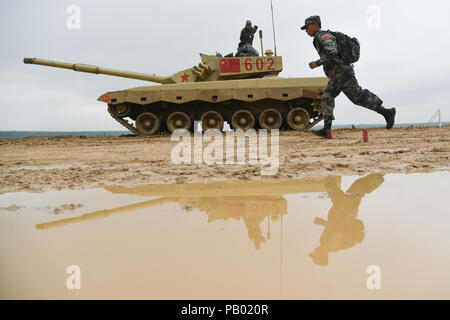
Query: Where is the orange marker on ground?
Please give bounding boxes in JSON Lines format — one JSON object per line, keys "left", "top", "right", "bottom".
{"left": 363, "top": 129, "right": 369, "bottom": 143}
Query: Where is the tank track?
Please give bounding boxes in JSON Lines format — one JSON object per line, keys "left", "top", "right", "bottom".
{"left": 108, "top": 105, "right": 324, "bottom": 136}
{"left": 107, "top": 105, "right": 141, "bottom": 136}
{"left": 307, "top": 116, "right": 324, "bottom": 129}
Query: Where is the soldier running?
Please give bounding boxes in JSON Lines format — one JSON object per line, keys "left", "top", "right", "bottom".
{"left": 301, "top": 16, "right": 396, "bottom": 138}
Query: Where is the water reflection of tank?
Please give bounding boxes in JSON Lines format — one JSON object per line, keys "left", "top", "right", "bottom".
{"left": 36, "top": 179, "right": 328, "bottom": 249}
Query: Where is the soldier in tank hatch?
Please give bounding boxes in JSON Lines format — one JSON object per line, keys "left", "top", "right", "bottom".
{"left": 235, "top": 41, "right": 259, "bottom": 57}
{"left": 237, "top": 20, "right": 259, "bottom": 57}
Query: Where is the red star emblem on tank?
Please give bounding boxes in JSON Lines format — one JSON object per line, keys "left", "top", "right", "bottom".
{"left": 181, "top": 72, "right": 190, "bottom": 82}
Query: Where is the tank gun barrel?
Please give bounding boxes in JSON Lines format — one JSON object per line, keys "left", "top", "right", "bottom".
{"left": 35, "top": 197, "right": 176, "bottom": 230}
{"left": 23, "top": 57, "right": 174, "bottom": 84}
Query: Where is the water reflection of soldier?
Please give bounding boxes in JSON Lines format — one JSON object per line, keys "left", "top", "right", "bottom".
{"left": 309, "top": 174, "right": 384, "bottom": 266}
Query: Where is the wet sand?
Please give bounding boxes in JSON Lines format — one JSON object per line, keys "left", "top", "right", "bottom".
{"left": 1, "top": 172, "right": 449, "bottom": 299}
{"left": 0, "top": 126, "right": 449, "bottom": 194}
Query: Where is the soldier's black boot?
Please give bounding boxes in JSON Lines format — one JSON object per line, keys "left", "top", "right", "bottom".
{"left": 378, "top": 107, "right": 396, "bottom": 129}
{"left": 311, "top": 119, "right": 332, "bottom": 139}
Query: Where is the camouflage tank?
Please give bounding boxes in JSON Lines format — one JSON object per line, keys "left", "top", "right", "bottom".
{"left": 24, "top": 51, "right": 327, "bottom": 136}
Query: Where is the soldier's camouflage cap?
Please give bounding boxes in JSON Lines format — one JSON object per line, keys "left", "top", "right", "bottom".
{"left": 246, "top": 20, "right": 252, "bottom": 25}
{"left": 300, "top": 15, "right": 321, "bottom": 30}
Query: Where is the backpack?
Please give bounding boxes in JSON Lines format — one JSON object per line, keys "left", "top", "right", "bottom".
{"left": 329, "top": 30, "right": 360, "bottom": 64}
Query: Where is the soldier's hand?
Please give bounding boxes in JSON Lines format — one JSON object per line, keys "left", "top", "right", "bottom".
{"left": 254, "top": 25, "right": 258, "bottom": 30}
{"left": 309, "top": 61, "right": 319, "bottom": 69}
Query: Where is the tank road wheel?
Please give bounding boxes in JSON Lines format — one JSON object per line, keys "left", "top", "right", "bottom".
{"left": 136, "top": 112, "right": 160, "bottom": 135}
{"left": 167, "top": 112, "right": 192, "bottom": 133}
{"left": 259, "top": 109, "right": 283, "bottom": 130}
{"left": 231, "top": 110, "right": 255, "bottom": 131}
{"left": 112, "top": 103, "right": 131, "bottom": 118}
{"left": 287, "top": 108, "right": 310, "bottom": 131}
{"left": 201, "top": 111, "right": 224, "bottom": 131}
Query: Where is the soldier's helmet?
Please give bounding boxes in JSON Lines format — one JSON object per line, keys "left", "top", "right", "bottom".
{"left": 246, "top": 20, "right": 252, "bottom": 26}
{"left": 301, "top": 15, "right": 321, "bottom": 30}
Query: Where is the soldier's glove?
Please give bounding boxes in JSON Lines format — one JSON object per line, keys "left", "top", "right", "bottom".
{"left": 254, "top": 25, "right": 258, "bottom": 30}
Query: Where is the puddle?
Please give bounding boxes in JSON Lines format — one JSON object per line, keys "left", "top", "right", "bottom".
{"left": 0, "top": 172, "right": 449, "bottom": 299}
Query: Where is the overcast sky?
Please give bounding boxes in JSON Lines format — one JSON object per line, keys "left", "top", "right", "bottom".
{"left": 1, "top": 0, "right": 449, "bottom": 130}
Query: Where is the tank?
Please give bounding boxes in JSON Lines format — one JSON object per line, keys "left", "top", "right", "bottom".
{"left": 24, "top": 52, "right": 327, "bottom": 136}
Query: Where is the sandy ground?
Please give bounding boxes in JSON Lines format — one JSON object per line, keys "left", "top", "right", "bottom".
{"left": 0, "top": 126, "right": 449, "bottom": 194}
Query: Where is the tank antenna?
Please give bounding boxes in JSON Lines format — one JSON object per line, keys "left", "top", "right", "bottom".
{"left": 270, "top": 0, "right": 278, "bottom": 56}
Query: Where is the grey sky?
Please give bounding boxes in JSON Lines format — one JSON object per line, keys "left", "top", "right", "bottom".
{"left": 1, "top": 0, "right": 449, "bottom": 130}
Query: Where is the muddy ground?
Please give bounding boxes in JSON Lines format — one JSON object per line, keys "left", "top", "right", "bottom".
{"left": 0, "top": 126, "right": 449, "bottom": 194}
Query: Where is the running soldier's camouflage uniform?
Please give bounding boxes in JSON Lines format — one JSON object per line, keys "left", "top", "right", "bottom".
{"left": 313, "top": 30, "right": 383, "bottom": 122}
